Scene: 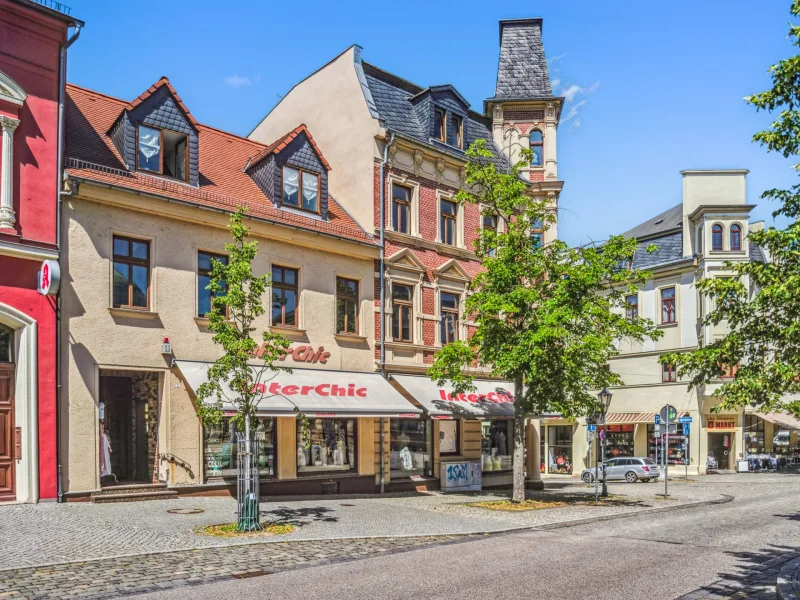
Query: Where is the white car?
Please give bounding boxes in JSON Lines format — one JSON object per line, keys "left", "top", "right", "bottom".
{"left": 581, "top": 457, "right": 660, "bottom": 483}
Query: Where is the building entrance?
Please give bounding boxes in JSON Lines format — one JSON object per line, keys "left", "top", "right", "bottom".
{"left": 708, "top": 432, "right": 733, "bottom": 470}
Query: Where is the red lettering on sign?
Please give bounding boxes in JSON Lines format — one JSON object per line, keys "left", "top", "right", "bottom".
{"left": 283, "top": 385, "right": 299, "bottom": 396}
{"left": 356, "top": 387, "right": 367, "bottom": 398}
{"left": 467, "top": 394, "right": 478, "bottom": 403}
{"left": 316, "top": 384, "right": 330, "bottom": 396}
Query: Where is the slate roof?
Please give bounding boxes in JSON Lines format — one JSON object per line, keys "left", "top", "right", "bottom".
{"left": 621, "top": 203, "right": 683, "bottom": 240}
{"left": 248, "top": 124, "right": 332, "bottom": 171}
{"left": 492, "top": 19, "right": 552, "bottom": 101}
{"left": 631, "top": 231, "right": 686, "bottom": 270}
{"left": 750, "top": 243, "right": 766, "bottom": 263}
{"left": 63, "top": 84, "right": 374, "bottom": 245}
{"left": 361, "top": 62, "right": 511, "bottom": 171}
{"left": 125, "top": 76, "right": 198, "bottom": 128}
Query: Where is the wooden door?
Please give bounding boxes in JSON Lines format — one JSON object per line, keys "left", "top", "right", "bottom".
{"left": 100, "top": 376, "right": 133, "bottom": 482}
{"left": 0, "top": 365, "right": 15, "bottom": 501}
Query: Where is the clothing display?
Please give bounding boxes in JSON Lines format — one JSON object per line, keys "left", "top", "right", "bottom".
{"left": 99, "top": 430, "right": 112, "bottom": 478}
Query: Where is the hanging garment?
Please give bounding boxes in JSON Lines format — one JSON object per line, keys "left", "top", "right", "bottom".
{"left": 100, "top": 431, "right": 112, "bottom": 478}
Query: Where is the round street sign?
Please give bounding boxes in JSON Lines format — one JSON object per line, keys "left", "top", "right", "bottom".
{"left": 37, "top": 260, "right": 60, "bottom": 296}
{"left": 659, "top": 404, "right": 678, "bottom": 424}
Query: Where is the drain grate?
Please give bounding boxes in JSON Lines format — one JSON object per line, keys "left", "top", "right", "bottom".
{"left": 167, "top": 508, "right": 205, "bottom": 515}
{"left": 233, "top": 570, "right": 273, "bottom": 579}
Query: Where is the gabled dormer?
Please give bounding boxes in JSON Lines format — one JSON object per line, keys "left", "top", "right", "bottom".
{"left": 108, "top": 77, "right": 200, "bottom": 186}
{"left": 410, "top": 84, "right": 469, "bottom": 151}
{"left": 246, "top": 124, "right": 332, "bottom": 219}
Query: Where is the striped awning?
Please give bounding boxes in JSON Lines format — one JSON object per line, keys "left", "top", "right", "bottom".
{"left": 604, "top": 411, "right": 689, "bottom": 425}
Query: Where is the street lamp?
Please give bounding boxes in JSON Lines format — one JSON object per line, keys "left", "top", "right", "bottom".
{"left": 597, "top": 388, "right": 613, "bottom": 498}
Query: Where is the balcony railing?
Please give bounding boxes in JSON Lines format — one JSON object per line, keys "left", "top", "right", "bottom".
{"left": 30, "top": 0, "right": 72, "bottom": 16}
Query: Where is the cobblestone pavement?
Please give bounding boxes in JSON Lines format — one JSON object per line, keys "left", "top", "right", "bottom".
{"left": 0, "top": 477, "right": 724, "bottom": 569}
{"left": 0, "top": 534, "right": 481, "bottom": 599}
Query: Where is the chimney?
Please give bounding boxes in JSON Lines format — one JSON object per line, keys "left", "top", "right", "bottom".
{"left": 494, "top": 19, "right": 552, "bottom": 100}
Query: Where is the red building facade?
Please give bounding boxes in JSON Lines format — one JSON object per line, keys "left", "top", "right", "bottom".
{"left": 0, "top": 0, "right": 81, "bottom": 502}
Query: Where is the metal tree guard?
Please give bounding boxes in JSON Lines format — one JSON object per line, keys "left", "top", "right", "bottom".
{"left": 236, "top": 431, "right": 262, "bottom": 531}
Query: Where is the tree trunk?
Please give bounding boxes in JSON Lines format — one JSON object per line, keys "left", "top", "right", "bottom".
{"left": 512, "top": 376, "right": 526, "bottom": 503}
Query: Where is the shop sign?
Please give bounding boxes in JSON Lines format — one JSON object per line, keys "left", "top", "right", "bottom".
{"left": 37, "top": 260, "right": 60, "bottom": 296}
{"left": 250, "top": 381, "right": 367, "bottom": 397}
{"left": 252, "top": 343, "right": 331, "bottom": 364}
{"left": 706, "top": 415, "right": 737, "bottom": 431}
{"left": 437, "top": 389, "right": 514, "bottom": 405}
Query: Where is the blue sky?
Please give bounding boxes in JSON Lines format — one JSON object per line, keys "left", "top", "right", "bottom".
{"left": 66, "top": 1, "right": 796, "bottom": 246}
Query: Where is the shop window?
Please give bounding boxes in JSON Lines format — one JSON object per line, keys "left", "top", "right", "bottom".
{"left": 390, "top": 419, "right": 431, "bottom": 478}
{"left": 662, "top": 362, "right": 677, "bottom": 383}
{"left": 391, "top": 184, "right": 411, "bottom": 234}
{"left": 647, "top": 423, "right": 689, "bottom": 465}
{"left": 297, "top": 418, "right": 356, "bottom": 473}
{"left": 0, "top": 324, "right": 11, "bottom": 362}
{"left": 434, "top": 107, "right": 446, "bottom": 142}
{"left": 204, "top": 417, "right": 275, "bottom": 479}
{"left": 730, "top": 224, "right": 742, "bottom": 251}
{"left": 197, "top": 251, "right": 228, "bottom": 317}
{"left": 482, "top": 420, "right": 512, "bottom": 472}
{"left": 451, "top": 114, "right": 463, "bottom": 149}
{"left": 335, "top": 277, "right": 359, "bottom": 335}
{"left": 712, "top": 224, "right": 723, "bottom": 251}
{"left": 440, "top": 292, "right": 459, "bottom": 344}
{"left": 113, "top": 235, "right": 150, "bottom": 310}
{"left": 391, "top": 283, "right": 413, "bottom": 342}
{"left": 438, "top": 420, "right": 459, "bottom": 455}
{"left": 625, "top": 294, "right": 638, "bottom": 320}
{"left": 282, "top": 166, "right": 320, "bottom": 213}
{"left": 530, "top": 130, "right": 543, "bottom": 167}
{"left": 599, "top": 424, "right": 634, "bottom": 459}
{"left": 440, "top": 199, "right": 458, "bottom": 246}
{"left": 271, "top": 265, "right": 298, "bottom": 327}
{"left": 744, "top": 414, "right": 765, "bottom": 455}
{"left": 773, "top": 428, "right": 792, "bottom": 455}
{"left": 547, "top": 425, "right": 573, "bottom": 474}
{"left": 661, "top": 287, "right": 676, "bottom": 324}
{"left": 137, "top": 125, "right": 187, "bottom": 181}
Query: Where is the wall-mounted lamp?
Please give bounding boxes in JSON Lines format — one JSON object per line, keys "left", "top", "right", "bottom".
{"left": 161, "top": 337, "right": 172, "bottom": 356}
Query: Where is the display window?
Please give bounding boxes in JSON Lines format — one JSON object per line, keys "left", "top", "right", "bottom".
{"left": 203, "top": 417, "right": 275, "bottom": 479}
{"left": 773, "top": 428, "right": 793, "bottom": 454}
{"left": 547, "top": 425, "right": 573, "bottom": 475}
{"left": 481, "top": 420, "right": 512, "bottom": 472}
{"left": 647, "top": 423, "right": 689, "bottom": 465}
{"left": 297, "top": 419, "right": 356, "bottom": 473}
{"left": 599, "top": 424, "right": 634, "bottom": 458}
{"left": 744, "top": 414, "right": 765, "bottom": 454}
{"left": 438, "top": 420, "right": 459, "bottom": 455}
{"left": 390, "top": 419, "right": 432, "bottom": 477}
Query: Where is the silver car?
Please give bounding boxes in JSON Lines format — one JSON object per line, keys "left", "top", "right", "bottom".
{"left": 581, "top": 457, "right": 660, "bottom": 483}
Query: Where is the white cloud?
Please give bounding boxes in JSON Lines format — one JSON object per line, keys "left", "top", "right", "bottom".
{"left": 547, "top": 53, "right": 567, "bottom": 64}
{"left": 561, "top": 84, "right": 581, "bottom": 103}
{"left": 224, "top": 74, "right": 253, "bottom": 88}
{"left": 568, "top": 119, "right": 582, "bottom": 131}
{"left": 551, "top": 78, "right": 561, "bottom": 89}
{"left": 557, "top": 80, "right": 599, "bottom": 132}
{"left": 562, "top": 100, "right": 586, "bottom": 123}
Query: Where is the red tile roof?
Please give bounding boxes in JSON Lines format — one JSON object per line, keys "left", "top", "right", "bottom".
{"left": 247, "top": 124, "right": 332, "bottom": 171}
{"left": 124, "top": 76, "right": 199, "bottom": 128}
{"left": 64, "top": 83, "right": 374, "bottom": 245}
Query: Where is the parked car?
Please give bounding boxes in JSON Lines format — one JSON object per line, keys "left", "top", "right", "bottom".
{"left": 581, "top": 457, "right": 660, "bottom": 483}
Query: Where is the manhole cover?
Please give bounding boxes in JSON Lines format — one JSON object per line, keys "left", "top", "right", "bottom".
{"left": 167, "top": 508, "right": 205, "bottom": 515}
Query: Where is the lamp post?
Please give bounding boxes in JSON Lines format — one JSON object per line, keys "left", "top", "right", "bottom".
{"left": 598, "top": 388, "right": 613, "bottom": 498}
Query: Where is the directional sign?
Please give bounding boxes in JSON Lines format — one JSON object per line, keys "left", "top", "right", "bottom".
{"left": 654, "top": 415, "right": 661, "bottom": 425}
{"left": 678, "top": 416, "right": 693, "bottom": 424}
{"left": 587, "top": 424, "right": 597, "bottom": 432}
{"left": 684, "top": 423, "right": 690, "bottom": 435}
{"left": 660, "top": 405, "right": 678, "bottom": 424}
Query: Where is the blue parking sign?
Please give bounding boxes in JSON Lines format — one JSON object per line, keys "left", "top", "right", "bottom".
{"left": 587, "top": 424, "right": 597, "bottom": 432}
{"left": 654, "top": 415, "right": 661, "bottom": 425}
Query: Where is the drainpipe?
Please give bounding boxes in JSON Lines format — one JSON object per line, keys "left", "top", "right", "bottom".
{"left": 56, "top": 22, "right": 82, "bottom": 504}
{"left": 378, "top": 130, "right": 394, "bottom": 495}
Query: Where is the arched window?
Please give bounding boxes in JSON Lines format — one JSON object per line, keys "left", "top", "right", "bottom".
{"left": 712, "top": 224, "right": 723, "bottom": 251}
{"left": 730, "top": 223, "right": 742, "bottom": 251}
{"left": 530, "top": 130, "right": 543, "bottom": 167}
{"left": 0, "top": 323, "right": 12, "bottom": 362}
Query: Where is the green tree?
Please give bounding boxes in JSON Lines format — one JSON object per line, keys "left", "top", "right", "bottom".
{"left": 428, "top": 141, "right": 661, "bottom": 502}
{"left": 195, "top": 208, "right": 291, "bottom": 529}
{"left": 661, "top": 1, "right": 800, "bottom": 415}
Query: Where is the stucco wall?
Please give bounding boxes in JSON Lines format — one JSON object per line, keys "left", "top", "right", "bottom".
{"left": 61, "top": 191, "right": 377, "bottom": 493}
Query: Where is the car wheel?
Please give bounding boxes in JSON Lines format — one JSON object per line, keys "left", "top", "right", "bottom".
{"left": 625, "top": 471, "right": 638, "bottom": 483}
{"left": 581, "top": 472, "right": 593, "bottom": 483}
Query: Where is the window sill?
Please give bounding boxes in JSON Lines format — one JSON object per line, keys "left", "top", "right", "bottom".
{"left": 194, "top": 316, "right": 235, "bottom": 327}
{"left": 269, "top": 325, "right": 307, "bottom": 338}
{"left": 334, "top": 333, "right": 368, "bottom": 343}
{"left": 657, "top": 322, "right": 679, "bottom": 329}
{"left": 109, "top": 307, "right": 158, "bottom": 319}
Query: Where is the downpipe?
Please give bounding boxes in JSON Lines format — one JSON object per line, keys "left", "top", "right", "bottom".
{"left": 378, "top": 131, "right": 394, "bottom": 494}
{"left": 56, "top": 23, "right": 82, "bottom": 504}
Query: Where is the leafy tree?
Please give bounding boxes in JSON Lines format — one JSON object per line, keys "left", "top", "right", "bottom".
{"left": 428, "top": 141, "right": 661, "bottom": 502}
{"left": 661, "top": 1, "right": 800, "bottom": 415}
{"left": 195, "top": 208, "right": 291, "bottom": 529}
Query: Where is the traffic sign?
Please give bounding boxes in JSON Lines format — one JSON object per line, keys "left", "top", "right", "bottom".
{"left": 654, "top": 423, "right": 661, "bottom": 434}
{"left": 678, "top": 416, "right": 692, "bottom": 424}
{"left": 654, "top": 415, "right": 661, "bottom": 425}
{"left": 684, "top": 423, "right": 690, "bottom": 435}
{"left": 660, "top": 405, "right": 678, "bottom": 424}
{"left": 587, "top": 423, "right": 597, "bottom": 432}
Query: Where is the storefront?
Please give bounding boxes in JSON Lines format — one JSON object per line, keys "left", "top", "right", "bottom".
{"left": 705, "top": 414, "right": 738, "bottom": 470}
{"left": 388, "top": 375, "right": 529, "bottom": 489}
{"left": 178, "top": 361, "right": 422, "bottom": 494}
{"left": 647, "top": 423, "right": 690, "bottom": 465}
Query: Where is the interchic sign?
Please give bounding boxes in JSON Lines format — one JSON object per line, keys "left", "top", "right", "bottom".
{"left": 252, "top": 343, "right": 331, "bottom": 364}
{"left": 437, "top": 389, "right": 514, "bottom": 404}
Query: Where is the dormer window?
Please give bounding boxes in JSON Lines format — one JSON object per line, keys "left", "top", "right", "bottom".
{"left": 451, "top": 114, "right": 463, "bottom": 149}
{"left": 137, "top": 124, "right": 187, "bottom": 181}
{"left": 282, "top": 166, "right": 320, "bottom": 213}
{"left": 434, "top": 108, "right": 446, "bottom": 142}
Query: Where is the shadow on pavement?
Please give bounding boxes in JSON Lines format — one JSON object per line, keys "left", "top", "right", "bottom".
{"left": 260, "top": 506, "right": 339, "bottom": 526}
{"left": 676, "top": 543, "right": 799, "bottom": 599}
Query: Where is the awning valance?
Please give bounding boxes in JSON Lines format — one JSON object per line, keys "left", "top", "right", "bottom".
{"left": 754, "top": 411, "right": 800, "bottom": 431}
{"left": 604, "top": 411, "right": 689, "bottom": 425}
{"left": 176, "top": 360, "right": 422, "bottom": 418}
{"left": 389, "top": 374, "right": 516, "bottom": 418}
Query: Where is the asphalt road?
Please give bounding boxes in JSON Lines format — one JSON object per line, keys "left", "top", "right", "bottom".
{"left": 138, "top": 476, "right": 800, "bottom": 600}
